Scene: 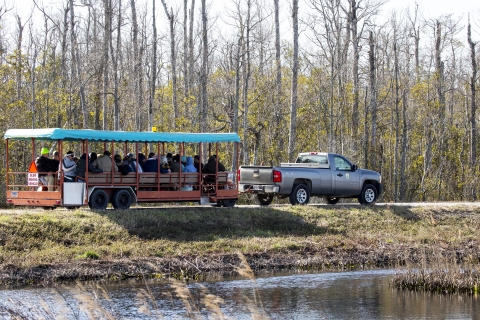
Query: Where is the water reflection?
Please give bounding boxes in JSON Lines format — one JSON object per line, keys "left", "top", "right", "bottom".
{"left": 1, "top": 269, "right": 479, "bottom": 319}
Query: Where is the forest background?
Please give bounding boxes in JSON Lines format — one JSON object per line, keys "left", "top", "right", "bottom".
{"left": 0, "top": 0, "right": 479, "bottom": 203}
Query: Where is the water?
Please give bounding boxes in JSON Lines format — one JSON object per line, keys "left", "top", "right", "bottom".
{"left": 1, "top": 269, "right": 479, "bottom": 319}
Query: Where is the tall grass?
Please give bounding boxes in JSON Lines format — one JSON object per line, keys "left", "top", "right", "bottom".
{"left": 1, "top": 252, "right": 269, "bottom": 319}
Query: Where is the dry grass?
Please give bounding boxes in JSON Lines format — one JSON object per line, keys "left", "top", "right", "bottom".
{"left": 0, "top": 204, "right": 480, "bottom": 286}
{"left": 0, "top": 252, "right": 268, "bottom": 319}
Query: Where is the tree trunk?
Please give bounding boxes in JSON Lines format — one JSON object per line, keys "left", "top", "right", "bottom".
{"left": 368, "top": 30, "right": 377, "bottom": 169}
{"left": 70, "top": 0, "right": 88, "bottom": 128}
{"left": 287, "top": 0, "right": 298, "bottom": 162}
{"left": 348, "top": 0, "right": 359, "bottom": 138}
{"left": 102, "top": 0, "right": 111, "bottom": 130}
{"left": 200, "top": 0, "right": 208, "bottom": 133}
{"left": 111, "top": 0, "right": 121, "bottom": 130}
{"left": 160, "top": 1, "right": 178, "bottom": 127}
{"left": 188, "top": 0, "right": 195, "bottom": 101}
{"left": 150, "top": 0, "right": 158, "bottom": 132}
{"left": 130, "top": 0, "right": 141, "bottom": 131}
{"left": 274, "top": 0, "right": 283, "bottom": 162}
{"left": 183, "top": 0, "right": 188, "bottom": 95}
{"left": 468, "top": 21, "right": 477, "bottom": 168}
{"left": 242, "top": 0, "right": 251, "bottom": 165}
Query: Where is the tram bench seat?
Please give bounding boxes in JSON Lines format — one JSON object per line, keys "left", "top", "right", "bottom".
{"left": 139, "top": 173, "right": 200, "bottom": 187}
{"left": 86, "top": 172, "right": 137, "bottom": 185}
{"left": 202, "top": 172, "right": 230, "bottom": 189}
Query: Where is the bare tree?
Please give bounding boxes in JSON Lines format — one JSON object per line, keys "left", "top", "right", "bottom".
{"left": 160, "top": 0, "right": 178, "bottom": 126}
{"left": 242, "top": 0, "right": 251, "bottom": 165}
{"left": 274, "top": 0, "right": 283, "bottom": 161}
{"left": 199, "top": 0, "right": 208, "bottom": 133}
{"left": 467, "top": 18, "right": 476, "bottom": 168}
{"left": 287, "top": 0, "right": 298, "bottom": 162}
{"left": 69, "top": 0, "right": 88, "bottom": 128}
{"left": 111, "top": 0, "right": 121, "bottom": 130}
{"left": 150, "top": 0, "right": 158, "bottom": 132}
{"left": 130, "top": 0, "right": 141, "bottom": 130}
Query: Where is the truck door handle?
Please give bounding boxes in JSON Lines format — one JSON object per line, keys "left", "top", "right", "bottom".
{"left": 337, "top": 173, "right": 343, "bottom": 177}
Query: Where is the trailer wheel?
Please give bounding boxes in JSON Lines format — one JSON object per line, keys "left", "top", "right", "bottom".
{"left": 358, "top": 184, "right": 378, "bottom": 205}
{"left": 112, "top": 189, "right": 132, "bottom": 210}
{"left": 255, "top": 194, "right": 274, "bottom": 206}
{"left": 89, "top": 189, "right": 109, "bottom": 210}
{"left": 222, "top": 199, "right": 236, "bottom": 207}
{"left": 289, "top": 184, "right": 310, "bottom": 205}
{"left": 325, "top": 197, "right": 340, "bottom": 205}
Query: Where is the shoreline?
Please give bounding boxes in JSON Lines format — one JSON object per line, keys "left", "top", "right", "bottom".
{"left": 1, "top": 205, "right": 479, "bottom": 288}
{"left": 1, "top": 243, "right": 477, "bottom": 287}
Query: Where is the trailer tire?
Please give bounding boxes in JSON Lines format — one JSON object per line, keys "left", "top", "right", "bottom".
{"left": 325, "top": 197, "right": 340, "bottom": 205}
{"left": 89, "top": 189, "right": 109, "bottom": 210}
{"left": 222, "top": 199, "right": 237, "bottom": 207}
{"left": 358, "top": 184, "right": 378, "bottom": 205}
{"left": 112, "top": 189, "right": 132, "bottom": 210}
{"left": 255, "top": 194, "right": 274, "bottom": 206}
{"left": 289, "top": 184, "right": 310, "bottom": 205}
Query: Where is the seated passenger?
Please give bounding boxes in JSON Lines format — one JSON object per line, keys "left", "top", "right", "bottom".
{"left": 194, "top": 155, "right": 204, "bottom": 172}
{"left": 35, "top": 147, "right": 55, "bottom": 191}
{"left": 160, "top": 156, "right": 171, "bottom": 173}
{"left": 77, "top": 153, "right": 103, "bottom": 179}
{"left": 183, "top": 156, "right": 197, "bottom": 173}
{"left": 115, "top": 154, "right": 131, "bottom": 175}
{"left": 143, "top": 155, "right": 159, "bottom": 172}
{"left": 93, "top": 150, "right": 118, "bottom": 173}
{"left": 203, "top": 155, "right": 226, "bottom": 183}
{"left": 89, "top": 152, "right": 98, "bottom": 163}
{"left": 137, "top": 153, "right": 146, "bottom": 171}
{"left": 170, "top": 154, "right": 185, "bottom": 173}
{"left": 204, "top": 155, "right": 226, "bottom": 173}
{"left": 126, "top": 153, "right": 143, "bottom": 172}
{"left": 62, "top": 151, "right": 77, "bottom": 181}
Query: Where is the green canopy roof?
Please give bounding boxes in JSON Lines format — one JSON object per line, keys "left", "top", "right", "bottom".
{"left": 4, "top": 128, "right": 241, "bottom": 143}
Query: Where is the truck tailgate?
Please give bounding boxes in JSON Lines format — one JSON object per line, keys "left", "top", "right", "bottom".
{"left": 239, "top": 166, "right": 274, "bottom": 184}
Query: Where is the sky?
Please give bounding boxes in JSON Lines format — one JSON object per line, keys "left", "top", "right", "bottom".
{"left": 383, "top": 0, "right": 478, "bottom": 19}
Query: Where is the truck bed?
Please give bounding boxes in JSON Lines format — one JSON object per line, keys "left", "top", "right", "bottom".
{"left": 279, "top": 163, "right": 330, "bottom": 169}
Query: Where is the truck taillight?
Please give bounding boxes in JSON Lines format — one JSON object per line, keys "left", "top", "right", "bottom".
{"left": 237, "top": 169, "right": 241, "bottom": 182}
{"left": 273, "top": 170, "right": 282, "bottom": 182}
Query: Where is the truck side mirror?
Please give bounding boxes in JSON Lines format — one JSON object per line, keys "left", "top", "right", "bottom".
{"left": 352, "top": 164, "right": 358, "bottom": 171}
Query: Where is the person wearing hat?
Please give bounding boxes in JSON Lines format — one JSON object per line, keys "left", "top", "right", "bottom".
{"left": 92, "top": 150, "right": 118, "bottom": 173}
{"left": 126, "top": 153, "right": 142, "bottom": 172}
{"left": 62, "top": 151, "right": 77, "bottom": 181}
{"left": 35, "top": 147, "right": 55, "bottom": 191}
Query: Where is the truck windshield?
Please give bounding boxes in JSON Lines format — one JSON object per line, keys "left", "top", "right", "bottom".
{"left": 295, "top": 154, "right": 328, "bottom": 164}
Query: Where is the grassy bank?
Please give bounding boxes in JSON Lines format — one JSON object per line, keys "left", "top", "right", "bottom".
{"left": 0, "top": 204, "right": 479, "bottom": 287}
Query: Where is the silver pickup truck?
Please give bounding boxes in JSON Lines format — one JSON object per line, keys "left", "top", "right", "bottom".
{"left": 238, "top": 152, "right": 382, "bottom": 205}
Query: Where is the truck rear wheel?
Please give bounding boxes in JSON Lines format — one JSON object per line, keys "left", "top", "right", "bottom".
{"left": 255, "top": 194, "right": 274, "bottom": 206}
{"left": 289, "top": 184, "right": 310, "bottom": 205}
{"left": 358, "top": 184, "right": 378, "bottom": 205}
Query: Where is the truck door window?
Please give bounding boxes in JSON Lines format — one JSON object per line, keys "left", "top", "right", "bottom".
{"left": 334, "top": 156, "right": 351, "bottom": 171}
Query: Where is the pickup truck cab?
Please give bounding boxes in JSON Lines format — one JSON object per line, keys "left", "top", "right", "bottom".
{"left": 238, "top": 152, "right": 382, "bottom": 205}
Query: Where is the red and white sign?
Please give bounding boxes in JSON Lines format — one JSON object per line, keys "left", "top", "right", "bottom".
{"left": 28, "top": 172, "right": 38, "bottom": 186}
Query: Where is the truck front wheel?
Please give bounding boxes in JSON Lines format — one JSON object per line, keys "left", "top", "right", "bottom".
{"left": 289, "top": 184, "right": 310, "bottom": 205}
{"left": 358, "top": 184, "right": 378, "bottom": 205}
{"left": 255, "top": 194, "right": 274, "bottom": 206}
